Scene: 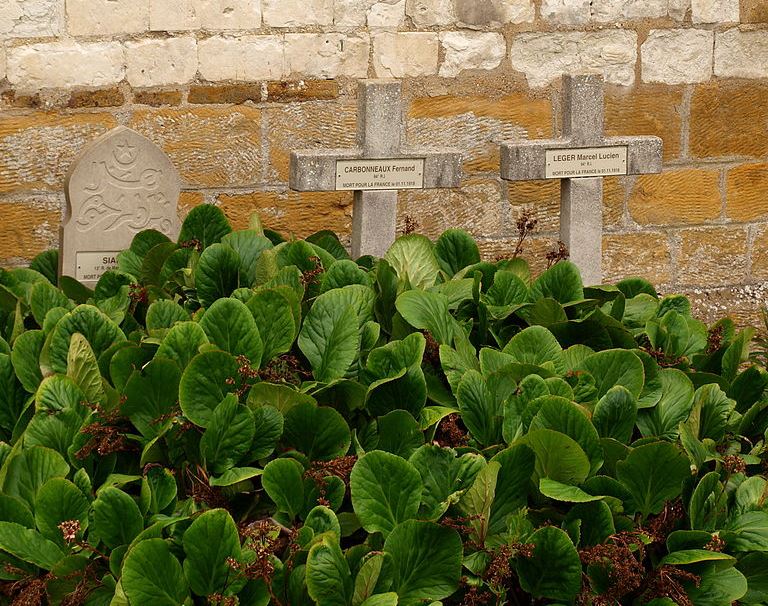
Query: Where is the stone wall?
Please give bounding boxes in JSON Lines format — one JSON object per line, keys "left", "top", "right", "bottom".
{"left": 1, "top": 0, "right": 767, "bottom": 324}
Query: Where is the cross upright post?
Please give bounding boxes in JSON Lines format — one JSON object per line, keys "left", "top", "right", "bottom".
{"left": 290, "top": 79, "right": 462, "bottom": 258}
{"left": 500, "top": 74, "right": 663, "bottom": 285}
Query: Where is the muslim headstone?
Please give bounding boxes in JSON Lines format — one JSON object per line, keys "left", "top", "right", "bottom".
{"left": 500, "top": 74, "right": 663, "bottom": 285}
{"left": 290, "top": 79, "right": 462, "bottom": 258}
{"left": 60, "top": 126, "right": 182, "bottom": 288}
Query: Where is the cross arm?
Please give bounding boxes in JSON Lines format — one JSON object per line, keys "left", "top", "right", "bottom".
{"left": 500, "top": 135, "right": 663, "bottom": 181}
{"left": 290, "top": 147, "right": 463, "bottom": 191}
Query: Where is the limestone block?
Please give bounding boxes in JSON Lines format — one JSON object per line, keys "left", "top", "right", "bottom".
{"left": 591, "top": 0, "right": 668, "bottom": 21}
{"left": 334, "top": 0, "right": 405, "bottom": 27}
{"left": 67, "top": 0, "right": 148, "bottom": 35}
{"left": 199, "top": 36, "right": 284, "bottom": 81}
{"left": 0, "top": 0, "right": 63, "bottom": 37}
{"left": 641, "top": 29, "right": 713, "bottom": 84}
{"left": 0, "top": 46, "right": 5, "bottom": 81}
{"left": 691, "top": 0, "right": 739, "bottom": 23}
{"left": 727, "top": 163, "right": 768, "bottom": 221}
{"left": 150, "top": 0, "right": 261, "bottom": 31}
{"left": 715, "top": 29, "right": 768, "bottom": 79}
{"left": 285, "top": 34, "right": 369, "bottom": 78}
{"left": 510, "top": 30, "right": 637, "bottom": 88}
{"left": 540, "top": 0, "right": 590, "bottom": 26}
{"left": 439, "top": 32, "right": 505, "bottom": 78}
{"left": 7, "top": 42, "right": 124, "bottom": 90}
{"left": 405, "top": 0, "right": 455, "bottom": 27}
{"left": 454, "top": 0, "right": 534, "bottom": 27}
{"left": 678, "top": 226, "right": 748, "bottom": 287}
{"left": 373, "top": 32, "right": 438, "bottom": 78}
{"left": 668, "top": 0, "right": 691, "bottom": 19}
{"left": 262, "top": 0, "right": 333, "bottom": 26}
{"left": 125, "top": 37, "right": 198, "bottom": 87}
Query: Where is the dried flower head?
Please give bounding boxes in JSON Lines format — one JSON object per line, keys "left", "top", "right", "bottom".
{"left": 58, "top": 520, "right": 81, "bottom": 543}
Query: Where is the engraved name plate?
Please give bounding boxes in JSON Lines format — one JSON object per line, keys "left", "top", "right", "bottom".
{"left": 75, "top": 252, "right": 120, "bottom": 282}
{"left": 335, "top": 158, "right": 425, "bottom": 191}
{"left": 545, "top": 146, "right": 628, "bottom": 179}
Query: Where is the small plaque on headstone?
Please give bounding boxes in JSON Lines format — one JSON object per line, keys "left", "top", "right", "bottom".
{"left": 545, "top": 146, "right": 628, "bottom": 179}
{"left": 335, "top": 158, "right": 425, "bottom": 191}
{"left": 60, "top": 126, "right": 182, "bottom": 288}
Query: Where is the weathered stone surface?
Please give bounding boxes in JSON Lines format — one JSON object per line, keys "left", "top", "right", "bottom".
{"left": 690, "top": 82, "right": 768, "bottom": 159}
{"left": 68, "top": 88, "right": 125, "bottom": 109}
{"left": 742, "top": 0, "right": 768, "bottom": 22}
{"left": 61, "top": 126, "right": 181, "bottom": 286}
{"left": 398, "top": 178, "right": 505, "bottom": 239}
{"left": 454, "top": 0, "right": 534, "bottom": 27}
{"left": 199, "top": 36, "right": 283, "bottom": 82}
{"left": 439, "top": 32, "right": 505, "bottom": 78}
{"left": 603, "top": 232, "right": 672, "bottom": 285}
{"left": 726, "top": 163, "right": 768, "bottom": 221}
{"left": 408, "top": 93, "right": 552, "bottom": 174}
{"left": 641, "top": 29, "right": 713, "bottom": 84}
{"left": 67, "top": 0, "right": 148, "bottom": 35}
{"left": 606, "top": 86, "right": 684, "bottom": 161}
{"left": 715, "top": 29, "right": 768, "bottom": 79}
{"left": 0, "top": 47, "right": 8, "bottom": 82}
{"left": 188, "top": 84, "right": 261, "bottom": 104}
{"left": 691, "top": 0, "right": 739, "bottom": 22}
{"left": 262, "top": 0, "right": 333, "bottom": 26}
{"left": 125, "top": 37, "right": 198, "bottom": 87}
{"left": 677, "top": 226, "right": 749, "bottom": 287}
{"left": 267, "top": 80, "right": 338, "bottom": 102}
{"left": 510, "top": 30, "right": 637, "bottom": 88}
{"left": 539, "top": 0, "right": 590, "bottom": 25}
{"left": 0, "top": 113, "right": 117, "bottom": 193}
{"left": 218, "top": 191, "right": 352, "bottom": 235}
{"left": 685, "top": 284, "right": 766, "bottom": 328}
{"left": 373, "top": 33, "right": 438, "bottom": 78}
{"left": 334, "top": 0, "right": 405, "bottom": 27}
{"left": 751, "top": 226, "right": 768, "bottom": 280}
{"left": 0, "top": 0, "right": 62, "bottom": 37}
{"left": 149, "top": 0, "right": 261, "bottom": 31}
{"left": 477, "top": 236, "right": 559, "bottom": 274}
{"left": 7, "top": 41, "right": 124, "bottom": 90}
{"left": 178, "top": 191, "right": 205, "bottom": 218}
{"left": 131, "top": 106, "right": 262, "bottom": 187}
{"left": 405, "top": 0, "right": 455, "bottom": 27}
{"left": 628, "top": 169, "right": 721, "bottom": 225}
{"left": 134, "top": 90, "right": 183, "bottom": 106}
{"left": 267, "top": 101, "right": 357, "bottom": 183}
{"left": 591, "top": 0, "right": 668, "bottom": 21}
{"left": 668, "top": 0, "right": 691, "bottom": 19}
{"left": 0, "top": 197, "right": 60, "bottom": 265}
{"left": 506, "top": 180, "right": 560, "bottom": 233}
{"left": 285, "top": 34, "right": 369, "bottom": 79}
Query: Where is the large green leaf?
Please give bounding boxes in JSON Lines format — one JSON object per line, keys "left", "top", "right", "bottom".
{"left": 592, "top": 385, "right": 637, "bottom": 444}
{"left": 200, "top": 297, "right": 263, "bottom": 364}
{"left": 383, "top": 520, "right": 462, "bottom": 604}
{"left": 516, "top": 526, "right": 581, "bottom": 602}
{"left": 488, "top": 444, "right": 535, "bottom": 535}
{"left": 283, "top": 402, "right": 351, "bottom": 461}
{"left": 384, "top": 235, "right": 440, "bottom": 290}
{"left": 11, "top": 329, "right": 45, "bottom": 393}
{"left": 200, "top": 394, "right": 255, "bottom": 474}
{"left": 351, "top": 451, "right": 422, "bottom": 536}
{"left": 435, "top": 229, "right": 480, "bottom": 276}
{"left": 306, "top": 534, "right": 353, "bottom": 606}
{"left": 616, "top": 441, "right": 691, "bottom": 518}
{"left": 0, "top": 353, "right": 26, "bottom": 437}
{"left": 3, "top": 446, "right": 69, "bottom": 510}
{"left": 262, "top": 458, "right": 305, "bottom": 519}
{"left": 34, "top": 478, "right": 89, "bottom": 546}
{"left": 724, "top": 511, "right": 768, "bottom": 552}
{"left": 365, "top": 333, "right": 427, "bottom": 418}
{"left": 179, "top": 350, "right": 238, "bottom": 427}
{"left": 91, "top": 488, "right": 143, "bottom": 549}
{"left": 122, "top": 538, "right": 189, "bottom": 606}
{"left": 376, "top": 410, "right": 423, "bottom": 459}
{"left": 66, "top": 333, "right": 105, "bottom": 405}
{"left": 34, "top": 375, "right": 84, "bottom": 413}
{"left": 578, "top": 349, "right": 645, "bottom": 399}
{"left": 183, "top": 509, "right": 241, "bottom": 597}
{"left": 636, "top": 368, "right": 694, "bottom": 440}
{"left": 457, "top": 370, "right": 502, "bottom": 447}
{"left": 122, "top": 357, "right": 182, "bottom": 438}
{"left": 457, "top": 461, "right": 499, "bottom": 545}
{"left": 517, "top": 429, "right": 590, "bottom": 485}
{"left": 529, "top": 261, "right": 583, "bottom": 303}
{"left": 685, "top": 565, "right": 747, "bottom": 606}
{"left": 222, "top": 230, "right": 273, "bottom": 287}
{"left": 247, "top": 288, "right": 297, "bottom": 364}
{"left": 691, "top": 383, "right": 735, "bottom": 442}
{"left": 299, "top": 297, "right": 360, "bottom": 383}
{"left": 29, "top": 280, "right": 70, "bottom": 326}
{"left": 179, "top": 204, "right": 232, "bottom": 249}
{"left": 503, "top": 326, "right": 565, "bottom": 373}
{"left": 145, "top": 299, "right": 190, "bottom": 338}
{"left": 737, "top": 552, "right": 768, "bottom": 604}
{"left": 195, "top": 243, "right": 240, "bottom": 308}
{"left": 48, "top": 305, "right": 125, "bottom": 374}
{"left": 154, "top": 321, "right": 209, "bottom": 370}
{"left": 395, "top": 290, "right": 454, "bottom": 345}
{"left": 0, "top": 521, "right": 65, "bottom": 570}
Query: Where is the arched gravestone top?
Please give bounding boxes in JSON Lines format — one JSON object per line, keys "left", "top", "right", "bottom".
{"left": 59, "top": 126, "right": 181, "bottom": 287}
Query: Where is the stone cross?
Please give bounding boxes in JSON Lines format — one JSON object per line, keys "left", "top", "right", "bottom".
{"left": 60, "top": 126, "right": 181, "bottom": 288}
{"left": 500, "top": 75, "right": 663, "bottom": 285}
{"left": 290, "top": 79, "right": 462, "bottom": 258}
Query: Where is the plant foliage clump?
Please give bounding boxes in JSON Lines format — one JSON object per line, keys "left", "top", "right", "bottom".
{"left": 0, "top": 206, "right": 766, "bottom": 605}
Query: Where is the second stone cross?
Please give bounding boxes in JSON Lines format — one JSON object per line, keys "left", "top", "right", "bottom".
{"left": 290, "top": 80, "right": 462, "bottom": 258}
